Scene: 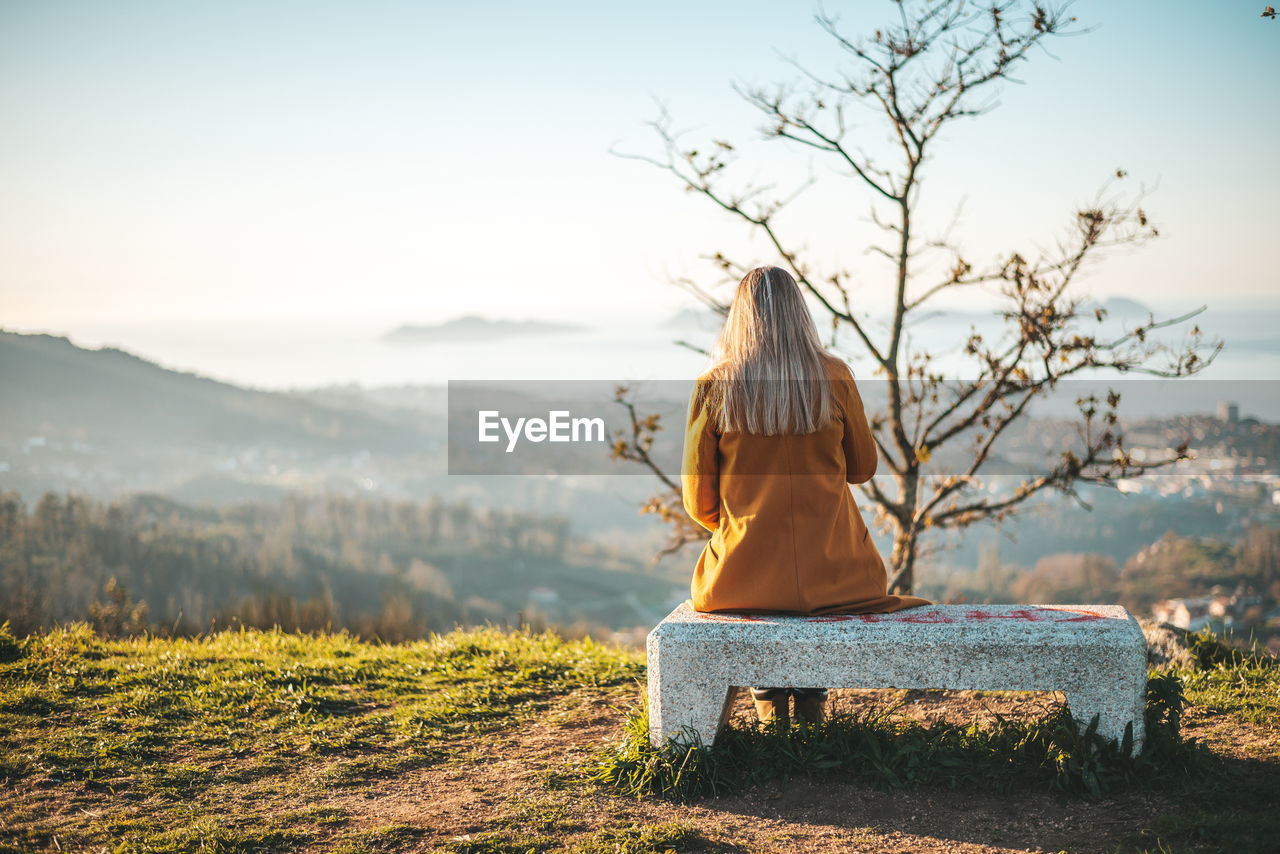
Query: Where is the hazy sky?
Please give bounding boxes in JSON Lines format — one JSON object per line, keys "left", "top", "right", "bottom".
{"left": 2, "top": 1, "right": 1277, "bottom": 338}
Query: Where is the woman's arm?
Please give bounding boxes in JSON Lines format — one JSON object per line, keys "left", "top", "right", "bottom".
{"left": 839, "top": 369, "right": 879, "bottom": 484}
{"left": 680, "top": 379, "right": 720, "bottom": 532}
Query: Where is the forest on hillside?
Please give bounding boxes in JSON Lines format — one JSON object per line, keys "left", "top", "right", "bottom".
{"left": 3, "top": 488, "right": 1278, "bottom": 646}
{"left": 0, "top": 490, "right": 684, "bottom": 643}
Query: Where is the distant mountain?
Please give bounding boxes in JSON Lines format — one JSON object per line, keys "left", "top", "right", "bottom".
{"left": 0, "top": 329, "right": 430, "bottom": 454}
{"left": 381, "top": 315, "right": 587, "bottom": 344}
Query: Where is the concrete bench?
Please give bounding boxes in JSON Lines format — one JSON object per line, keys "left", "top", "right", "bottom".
{"left": 646, "top": 601, "right": 1148, "bottom": 752}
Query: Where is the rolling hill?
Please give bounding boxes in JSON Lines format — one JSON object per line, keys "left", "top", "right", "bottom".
{"left": 0, "top": 330, "right": 434, "bottom": 454}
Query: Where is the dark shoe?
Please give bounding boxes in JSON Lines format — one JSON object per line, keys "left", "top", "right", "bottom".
{"left": 750, "top": 687, "right": 790, "bottom": 729}
{"left": 792, "top": 687, "right": 827, "bottom": 724}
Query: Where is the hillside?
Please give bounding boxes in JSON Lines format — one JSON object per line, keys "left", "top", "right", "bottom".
{"left": 0, "top": 330, "right": 661, "bottom": 538}
{"left": 0, "top": 623, "right": 1276, "bottom": 853}
{"left": 0, "top": 490, "right": 687, "bottom": 642}
{"left": 0, "top": 330, "right": 432, "bottom": 454}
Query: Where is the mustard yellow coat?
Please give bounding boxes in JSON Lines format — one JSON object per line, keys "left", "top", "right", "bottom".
{"left": 681, "top": 358, "right": 932, "bottom": 616}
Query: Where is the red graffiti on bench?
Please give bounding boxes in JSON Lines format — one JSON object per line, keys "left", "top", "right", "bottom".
{"left": 693, "top": 606, "right": 1107, "bottom": 624}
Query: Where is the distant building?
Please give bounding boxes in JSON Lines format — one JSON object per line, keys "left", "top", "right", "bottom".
{"left": 1153, "top": 585, "right": 1263, "bottom": 631}
{"left": 1218, "top": 401, "right": 1239, "bottom": 423}
{"left": 1209, "top": 595, "right": 1233, "bottom": 623}
{"left": 1152, "top": 596, "right": 1212, "bottom": 631}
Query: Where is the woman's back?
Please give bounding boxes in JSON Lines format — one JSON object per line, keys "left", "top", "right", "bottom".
{"left": 682, "top": 353, "right": 931, "bottom": 615}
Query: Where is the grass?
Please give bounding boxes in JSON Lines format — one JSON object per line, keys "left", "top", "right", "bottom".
{"left": 1177, "top": 627, "right": 1280, "bottom": 728}
{"left": 590, "top": 673, "right": 1195, "bottom": 803}
{"left": 0, "top": 618, "right": 1277, "bottom": 852}
{"left": 0, "top": 620, "right": 643, "bottom": 852}
{"left": 438, "top": 819, "right": 724, "bottom": 854}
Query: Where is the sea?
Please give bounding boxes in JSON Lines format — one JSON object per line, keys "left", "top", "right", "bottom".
{"left": 22, "top": 298, "right": 1280, "bottom": 421}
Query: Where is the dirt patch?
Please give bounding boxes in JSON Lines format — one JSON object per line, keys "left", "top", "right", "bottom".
{"left": 315, "top": 684, "right": 1193, "bottom": 853}
{"left": 690, "top": 777, "right": 1167, "bottom": 853}
{"left": 320, "top": 686, "right": 636, "bottom": 838}
{"left": 1181, "top": 705, "right": 1280, "bottom": 760}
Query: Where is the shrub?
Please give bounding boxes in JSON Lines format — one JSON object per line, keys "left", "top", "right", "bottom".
{"left": 0, "top": 620, "right": 22, "bottom": 663}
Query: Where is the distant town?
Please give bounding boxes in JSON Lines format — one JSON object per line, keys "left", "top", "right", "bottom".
{"left": 2, "top": 330, "right": 1277, "bottom": 650}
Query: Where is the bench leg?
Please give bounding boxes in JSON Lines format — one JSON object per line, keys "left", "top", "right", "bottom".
{"left": 1064, "top": 685, "right": 1146, "bottom": 754}
{"left": 647, "top": 672, "right": 736, "bottom": 751}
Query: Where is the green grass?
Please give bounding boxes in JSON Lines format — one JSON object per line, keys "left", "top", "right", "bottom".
{"left": 438, "top": 819, "right": 722, "bottom": 854}
{"left": 1176, "top": 627, "right": 1280, "bottom": 728}
{"left": 0, "top": 620, "right": 643, "bottom": 852}
{"left": 1, "top": 618, "right": 1277, "bottom": 853}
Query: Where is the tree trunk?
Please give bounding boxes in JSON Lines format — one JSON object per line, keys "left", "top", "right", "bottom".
{"left": 886, "top": 469, "right": 920, "bottom": 595}
{"left": 888, "top": 526, "right": 919, "bottom": 596}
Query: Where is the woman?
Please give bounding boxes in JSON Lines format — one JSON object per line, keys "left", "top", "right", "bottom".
{"left": 680, "top": 265, "right": 931, "bottom": 728}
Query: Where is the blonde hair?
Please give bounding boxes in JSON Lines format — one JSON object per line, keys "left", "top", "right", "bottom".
{"left": 704, "top": 265, "right": 838, "bottom": 435}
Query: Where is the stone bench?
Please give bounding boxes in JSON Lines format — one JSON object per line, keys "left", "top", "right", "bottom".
{"left": 646, "top": 601, "right": 1148, "bottom": 752}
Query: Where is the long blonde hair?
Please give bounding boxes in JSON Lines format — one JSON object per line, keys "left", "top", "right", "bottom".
{"left": 704, "top": 265, "right": 837, "bottom": 435}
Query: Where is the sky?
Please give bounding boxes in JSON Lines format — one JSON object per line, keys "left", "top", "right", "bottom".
{"left": 1, "top": 0, "right": 1277, "bottom": 387}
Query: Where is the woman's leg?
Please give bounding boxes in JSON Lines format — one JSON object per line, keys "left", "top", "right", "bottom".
{"left": 749, "top": 686, "right": 790, "bottom": 727}
{"left": 750, "top": 687, "right": 828, "bottom": 726}
{"left": 792, "top": 687, "right": 827, "bottom": 723}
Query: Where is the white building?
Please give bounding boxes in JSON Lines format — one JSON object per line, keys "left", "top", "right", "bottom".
{"left": 1151, "top": 596, "right": 1213, "bottom": 632}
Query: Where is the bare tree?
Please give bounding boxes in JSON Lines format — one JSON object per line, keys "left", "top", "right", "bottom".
{"left": 610, "top": 0, "right": 1222, "bottom": 594}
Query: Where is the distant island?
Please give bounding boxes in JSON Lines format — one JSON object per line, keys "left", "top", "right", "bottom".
{"left": 1080, "top": 296, "right": 1155, "bottom": 319}
{"left": 381, "top": 315, "right": 588, "bottom": 344}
